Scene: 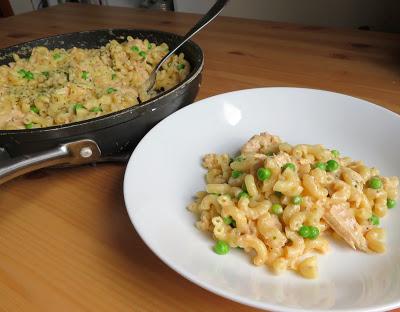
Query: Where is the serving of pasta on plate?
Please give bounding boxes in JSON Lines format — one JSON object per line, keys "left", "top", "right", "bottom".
{"left": 188, "top": 132, "right": 399, "bottom": 279}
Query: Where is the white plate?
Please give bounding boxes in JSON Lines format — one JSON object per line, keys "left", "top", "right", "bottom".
{"left": 123, "top": 88, "right": 400, "bottom": 312}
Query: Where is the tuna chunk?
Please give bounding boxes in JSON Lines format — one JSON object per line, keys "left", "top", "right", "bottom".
{"left": 323, "top": 202, "right": 368, "bottom": 252}
{"left": 241, "top": 132, "right": 282, "bottom": 154}
{"left": 267, "top": 152, "right": 292, "bottom": 168}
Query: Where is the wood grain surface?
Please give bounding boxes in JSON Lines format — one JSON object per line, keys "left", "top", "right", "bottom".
{"left": 0, "top": 4, "right": 399, "bottom": 312}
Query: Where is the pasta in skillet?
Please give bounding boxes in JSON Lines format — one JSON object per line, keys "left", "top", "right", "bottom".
{"left": 0, "top": 36, "right": 190, "bottom": 130}
{"left": 188, "top": 132, "right": 399, "bottom": 279}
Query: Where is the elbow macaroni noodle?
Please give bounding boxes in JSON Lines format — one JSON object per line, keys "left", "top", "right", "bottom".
{"left": 188, "top": 133, "right": 399, "bottom": 279}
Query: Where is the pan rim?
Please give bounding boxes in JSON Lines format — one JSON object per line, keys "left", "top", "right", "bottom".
{"left": 0, "top": 28, "right": 204, "bottom": 135}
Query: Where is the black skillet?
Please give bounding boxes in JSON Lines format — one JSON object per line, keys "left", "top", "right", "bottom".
{"left": 0, "top": 0, "right": 229, "bottom": 184}
{"left": 0, "top": 29, "right": 203, "bottom": 184}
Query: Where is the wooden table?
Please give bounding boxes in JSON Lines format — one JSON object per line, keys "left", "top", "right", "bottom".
{"left": 1, "top": 4, "right": 399, "bottom": 311}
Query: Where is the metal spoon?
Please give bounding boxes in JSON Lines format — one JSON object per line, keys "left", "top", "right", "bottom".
{"left": 146, "top": 0, "right": 229, "bottom": 91}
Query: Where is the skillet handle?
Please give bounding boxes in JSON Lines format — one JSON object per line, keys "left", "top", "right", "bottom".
{"left": 0, "top": 139, "right": 101, "bottom": 185}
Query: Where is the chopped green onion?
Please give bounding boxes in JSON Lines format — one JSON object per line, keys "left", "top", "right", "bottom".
{"left": 30, "top": 105, "right": 39, "bottom": 114}
{"left": 25, "top": 123, "right": 34, "bottom": 129}
{"left": 231, "top": 170, "right": 242, "bottom": 179}
{"left": 387, "top": 199, "right": 396, "bottom": 209}
{"left": 274, "top": 191, "right": 282, "bottom": 198}
{"left": 369, "top": 214, "right": 380, "bottom": 225}
{"left": 90, "top": 107, "right": 102, "bottom": 113}
{"left": 266, "top": 151, "right": 276, "bottom": 156}
{"left": 53, "top": 53, "right": 61, "bottom": 60}
{"left": 81, "top": 71, "right": 89, "bottom": 80}
{"left": 271, "top": 203, "right": 283, "bottom": 215}
{"left": 257, "top": 167, "right": 272, "bottom": 181}
{"left": 131, "top": 45, "right": 140, "bottom": 52}
{"left": 106, "top": 87, "right": 117, "bottom": 94}
{"left": 147, "top": 42, "right": 152, "bottom": 50}
{"left": 42, "top": 71, "right": 49, "bottom": 79}
{"left": 369, "top": 177, "right": 382, "bottom": 189}
{"left": 326, "top": 159, "right": 339, "bottom": 172}
{"left": 282, "top": 162, "right": 295, "bottom": 171}
{"left": 138, "top": 51, "right": 147, "bottom": 58}
{"left": 214, "top": 240, "right": 230, "bottom": 255}
{"left": 111, "top": 73, "right": 116, "bottom": 80}
{"left": 73, "top": 103, "right": 85, "bottom": 112}
{"left": 18, "top": 69, "right": 34, "bottom": 80}
{"left": 177, "top": 63, "right": 185, "bottom": 70}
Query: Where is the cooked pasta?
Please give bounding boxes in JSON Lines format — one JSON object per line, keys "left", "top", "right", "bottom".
{"left": 0, "top": 36, "right": 190, "bottom": 129}
{"left": 188, "top": 132, "right": 399, "bottom": 279}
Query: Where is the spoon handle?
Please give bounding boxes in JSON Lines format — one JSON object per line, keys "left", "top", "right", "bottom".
{"left": 155, "top": 0, "right": 229, "bottom": 73}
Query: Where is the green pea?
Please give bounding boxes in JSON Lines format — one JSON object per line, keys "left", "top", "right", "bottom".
{"left": 177, "top": 63, "right": 185, "bottom": 70}
{"left": 314, "top": 162, "right": 326, "bottom": 170}
{"left": 231, "top": 170, "right": 242, "bottom": 179}
{"left": 139, "top": 51, "right": 147, "bottom": 58}
{"left": 223, "top": 216, "right": 236, "bottom": 228}
{"left": 234, "top": 155, "right": 244, "bottom": 162}
{"left": 271, "top": 203, "right": 283, "bottom": 215}
{"left": 25, "top": 123, "right": 33, "bottom": 129}
{"left": 369, "top": 214, "right": 380, "bottom": 225}
{"left": 30, "top": 105, "right": 39, "bottom": 114}
{"left": 292, "top": 195, "right": 302, "bottom": 205}
{"left": 73, "top": 103, "right": 85, "bottom": 112}
{"left": 106, "top": 87, "right": 117, "bottom": 94}
{"left": 53, "top": 53, "right": 61, "bottom": 60}
{"left": 214, "top": 240, "right": 230, "bottom": 255}
{"left": 131, "top": 45, "right": 140, "bottom": 52}
{"left": 387, "top": 199, "right": 396, "bottom": 209}
{"left": 223, "top": 216, "right": 233, "bottom": 225}
{"left": 81, "top": 71, "right": 89, "bottom": 80}
{"left": 282, "top": 162, "right": 295, "bottom": 171}
{"left": 90, "top": 107, "right": 102, "bottom": 113}
{"left": 326, "top": 159, "right": 339, "bottom": 172}
{"left": 257, "top": 167, "right": 272, "bottom": 181}
{"left": 369, "top": 177, "right": 382, "bottom": 189}
{"left": 298, "top": 225, "right": 311, "bottom": 238}
{"left": 308, "top": 226, "right": 320, "bottom": 240}
{"left": 237, "top": 191, "right": 249, "bottom": 199}
{"left": 331, "top": 150, "right": 340, "bottom": 158}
